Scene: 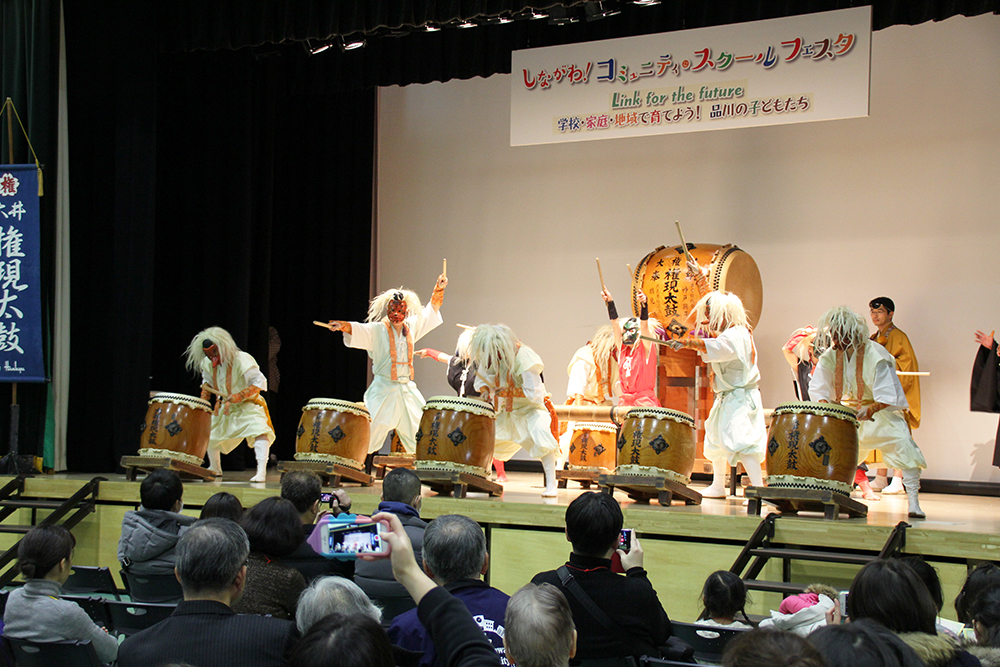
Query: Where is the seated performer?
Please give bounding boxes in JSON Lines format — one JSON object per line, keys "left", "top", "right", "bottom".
{"left": 601, "top": 288, "right": 661, "bottom": 408}
{"left": 185, "top": 327, "right": 275, "bottom": 481}
{"left": 809, "top": 306, "right": 927, "bottom": 518}
{"left": 326, "top": 273, "right": 447, "bottom": 454}
{"left": 469, "top": 324, "right": 561, "bottom": 497}
{"left": 667, "top": 292, "right": 766, "bottom": 497}
{"left": 558, "top": 324, "right": 618, "bottom": 466}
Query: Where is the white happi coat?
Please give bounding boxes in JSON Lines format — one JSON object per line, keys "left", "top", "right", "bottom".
{"left": 558, "top": 343, "right": 618, "bottom": 458}
{"left": 343, "top": 302, "right": 442, "bottom": 453}
{"left": 200, "top": 351, "right": 275, "bottom": 454}
{"left": 698, "top": 327, "right": 767, "bottom": 466}
{"left": 809, "top": 340, "right": 926, "bottom": 471}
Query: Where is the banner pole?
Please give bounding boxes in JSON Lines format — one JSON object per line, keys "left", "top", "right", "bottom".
{"left": 5, "top": 98, "right": 13, "bottom": 164}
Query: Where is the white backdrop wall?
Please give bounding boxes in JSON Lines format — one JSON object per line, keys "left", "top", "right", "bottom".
{"left": 376, "top": 14, "right": 1000, "bottom": 481}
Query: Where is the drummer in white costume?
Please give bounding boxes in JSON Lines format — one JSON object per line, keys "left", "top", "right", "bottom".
{"left": 185, "top": 327, "right": 276, "bottom": 482}
{"left": 667, "top": 292, "right": 766, "bottom": 498}
{"left": 808, "top": 306, "right": 927, "bottom": 518}
{"left": 469, "top": 324, "right": 561, "bottom": 497}
{"left": 558, "top": 324, "right": 619, "bottom": 467}
{"left": 327, "top": 274, "right": 447, "bottom": 454}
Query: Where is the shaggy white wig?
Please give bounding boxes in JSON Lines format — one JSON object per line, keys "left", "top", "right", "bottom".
{"left": 692, "top": 291, "right": 749, "bottom": 335}
{"left": 366, "top": 288, "right": 422, "bottom": 323}
{"left": 816, "top": 306, "right": 868, "bottom": 354}
{"left": 184, "top": 326, "right": 240, "bottom": 373}
{"left": 469, "top": 324, "right": 518, "bottom": 383}
{"left": 590, "top": 325, "right": 615, "bottom": 370}
{"left": 455, "top": 328, "right": 475, "bottom": 361}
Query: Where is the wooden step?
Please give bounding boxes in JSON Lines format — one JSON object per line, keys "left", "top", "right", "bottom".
{"left": 744, "top": 579, "right": 808, "bottom": 595}
{"left": 749, "top": 548, "right": 875, "bottom": 565}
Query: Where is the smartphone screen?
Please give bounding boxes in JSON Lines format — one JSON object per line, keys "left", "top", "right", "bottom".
{"left": 619, "top": 528, "right": 632, "bottom": 553}
{"left": 327, "top": 522, "right": 384, "bottom": 556}
{"left": 319, "top": 492, "right": 333, "bottom": 507}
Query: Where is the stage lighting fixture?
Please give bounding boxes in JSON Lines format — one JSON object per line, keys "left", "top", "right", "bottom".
{"left": 632, "top": 0, "right": 661, "bottom": 5}
{"left": 422, "top": 24, "right": 441, "bottom": 32}
{"left": 337, "top": 35, "right": 367, "bottom": 51}
{"left": 585, "top": 2, "right": 621, "bottom": 21}
{"left": 457, "top": 19, "right": 476, "bottom": 28}
{"left": 547, "top": 7, "right": 580, "bottom": 25}
{"left": 307, "top": 40, "right": 333, "bottom": 55}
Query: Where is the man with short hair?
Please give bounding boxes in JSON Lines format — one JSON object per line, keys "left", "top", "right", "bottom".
{"left": 118, "top": 468, "right": 196, "bottom": 575}
{"left": 389, "top": 514, "right": 508, "bottom": 667}
{"left": 531, "top": 492, "right": 671, "bottom": 661}
{"left": 356, "top": 467, "right": 428, "bottom": 610}
{"left": 117, "top": 519, "right": 297, "bottom": 667}
{"left": 280, "top": 470, "right": 354, "bottom": 582}
{"left": 504, "top": 583, "right": 577, "bottom": 667}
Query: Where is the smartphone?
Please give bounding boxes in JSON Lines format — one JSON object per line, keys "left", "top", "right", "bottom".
{"left": 320, "top": 492, "right": 333, "bottom": 507}
{"left": 619, "top": 528, "right": 633, "bottom": 553}
{"left": 323, "top": 520, "right": 390, "bottom": 558}
{"left": 839, "top": 591, "right": 849, "bottom": 622}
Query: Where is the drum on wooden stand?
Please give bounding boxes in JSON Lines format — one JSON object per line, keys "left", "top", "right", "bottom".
{"left": 765, "top": 401, "right": 859, "bottom": 497}
{"left": 294, "top": 399, "right": 371, "bottom": 471}
{"left": 138, "top": 393, "right": 212, "bottom": 465}
{"left": 415, "top": 396, "right": 495, "bottom": 477}
{"left": 616, "top": 407, "right": 697, "bottom": 485}
{"left": 568, "top": 422, "right": 617, "bottom": 472}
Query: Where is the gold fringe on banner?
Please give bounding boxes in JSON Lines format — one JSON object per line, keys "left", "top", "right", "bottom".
{"left": 1, "top": 98, "right": 44, "bottom": 196}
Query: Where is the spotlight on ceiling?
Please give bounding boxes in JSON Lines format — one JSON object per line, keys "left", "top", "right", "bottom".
{"left": 547, "top": 7, "right": 580, "bottom": 25}
{"left": 585, "top": 2, "right": 621, "bottom": 21}
{"left": 422, "top": 24, "right": 441, "bottom": 32}
{"left": 338, "top": 35, "right": 366, "bottom": 51}
{"left": 456, "top": 19, "right": 476, "bottom": 28}
{"left": 307, "top": 40, "right": 333, "bottom": 55}
{"left": 632, "top": 0, "right": 661, "bottom": 5}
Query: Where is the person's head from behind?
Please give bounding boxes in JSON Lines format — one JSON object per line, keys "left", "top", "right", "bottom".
{"left": 288, "top": 613, "right": 394, "bottom": 667}
{"left": 700, "top": 570, "right": 750, "bottom": 624}
{"left": 847, "top": 558, "right": 937, "bottom": 634}
{"left": 200, "top": 492, "right": 244, "bottom": 521}
{"left": 956, "top": 562, "right": 1000, "bottom": 624}
{"left": 809, "top": 618, "right": 924, "bottom": 667}
{"left": 297, "top": 576, "right": 382, "bottom": 635}
{"left": 175, "top": 518, "right": 249, "bottom": 602}
{"left": 281, "top": 470, "right": 322, "bottom": 521}
{"left": 971, "top": 583, "right": 1000, "bottom": 647}
{"left": 504, "top": 583, "right": 576, "bottom": 667}
{"left": 422, "top": 514, "right": 486, "bottom": 585}
{"left": 899, "top": 555, "right": 943, "bottom": 613}
{"left": 141, "top": 468, "right": 184, "bottom": 512}
{"left": 240, "top": 496, "right": 304, "bottom": 558}
{"left": 565, "top": 492, "right": 622, "bottom": 558}
{"left": 721, "top": 628, "right": 827, "bottom": 667}
{"left": 382, "top": 468, "right": 422, "bottom": 511}
{"left": 18, "top": 524, "right": 76, "bottom": 582}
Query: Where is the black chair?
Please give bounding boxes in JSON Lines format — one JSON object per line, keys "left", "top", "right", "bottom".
{"left": 640, "top": 657, "right": 701, "bottom": 667}
{"left": 104, "top": 600, "right": 177, "bottom": 637}
{"left": 3, "top": 638, "right": 102, "bottom": 667}
{"left": 668, "top": 621, "right": 749, "bottom": 664}
{"left": 61, "top": 595, "right": 114, "bottom": 631}
{"left": 0, "top": 588, "right": 9, "bottom": 616}
{"left": 120, "top": 569, "right": 183, "bottom": 603}
{"left": 63, "top": 566, "right": 121, "bottom": 600}
{"left": 367, "top": 593, "right": 417, "bottom": 628}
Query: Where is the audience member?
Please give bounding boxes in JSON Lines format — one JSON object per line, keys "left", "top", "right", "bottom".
{"left": 281, "top": 470, "right": 355, "bottom": 582}
{"left": 232, "top": 496, "right": 308, "bottom": 620}
{"left": 2, "top": 525, "right": 119, "bottom": 663}
{"left": 118, "top": 468, "right": 196, "bottom": 575}
{"left": 901, "top": 555, "right": 964, "bottom": 637}
{"left": 390, "top": 514, "right": 508, "bottom": 667}
{"left": 848, "top": 558, "right": 982, "bottom": 667}
{"left": 530, "top": 492, "right": 670, "bottom": 661}
{"left": 357, "top": 468, "right": 428, "bottom": 615}
{"left": 759, "top": 584, "right": 839, "bottom": 636}
{"left": 810, "top": 619, "right": 924, "bottom": 667}
{"left": 957, "top": 565, "right": 1000, "bottom": 627}
{"left": 696, "top": 570, "right": 753, "bottom": 629}
{"left": 967, "top": 585, "right": 1000, "bottom": 667}
{"left": 200, "top": 491, "right": 244, "bottom": 521}
{"left": 504, "top": 583, "right": 576, "bottom": 667}
{"left": 288, "top": 511, "right": 502, "bottom": 667}
{"left": 297, "top": 576, "right": 382, "bottom": 635}
{"left": 721, "top": 628, "right": 828, "bottom": 667}
{"left": 117, "top": 518, "right": 297, "bottom": 667}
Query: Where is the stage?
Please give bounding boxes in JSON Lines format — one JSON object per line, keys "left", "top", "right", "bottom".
{"left": 1, "top": 469, "right": 997, "bottom": 624}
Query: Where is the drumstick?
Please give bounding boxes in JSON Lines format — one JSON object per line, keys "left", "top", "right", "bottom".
{"left": 596, "top": 258, "right": 606, "bottom": 292}
{"left": 675, "top": 220, "right": 694, "bottom": 265}
{"left": 626, "top": 263, "right": 633, "bottom": 280}
{"left": 442, "top": 258, "right": 447, "bottom": 279}
{"left": 639, "top": 335, "right": 672, "bottom": 347}
{"left": 896, "top": 371, "right": 930, "bottom": 376}
{"left": 456, "top": 323, "right": 475, "bottom": 330}
{"left": 313, "top": 320, "right": 336, "bottom": 331}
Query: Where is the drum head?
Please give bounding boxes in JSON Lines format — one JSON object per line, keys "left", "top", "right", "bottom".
{"left": 423, "top": 396, "right": 495, "bottom": 416}
{"left": 715, "top": 248, "right": 763, "bottom": 329}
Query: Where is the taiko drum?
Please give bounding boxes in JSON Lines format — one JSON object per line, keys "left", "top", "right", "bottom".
{"left": 415, "top": 396, "right": 496, "bottom": 476}
{"left": 568, "top": 422, "right": 617, "bottom": 472}
{"left": 616, "top": 407, "right": 696, "bottom": 479}
{"left": 295, "top": 399, "right": 371, "bottom": 470}
{"left": 138, "top": 393, "right": 212, "bottom": 463}
{"left": 765, "top": 401, "right": 859, "bottom": 496}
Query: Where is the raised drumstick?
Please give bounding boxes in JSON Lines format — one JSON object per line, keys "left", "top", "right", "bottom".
{"left": 596, "top": 258, "right": 607, "bottom": 292}
{"left": 675, "top": 220, "right": 694, "bottom": 265}
{"left": 626, "top": 263, "right": 633, "bottom": 280}
{"left": 442, "top": 258, "right": 447, "bottom": 279}
{"left": 313, "top": 320, "right": 336, "bottom": 331}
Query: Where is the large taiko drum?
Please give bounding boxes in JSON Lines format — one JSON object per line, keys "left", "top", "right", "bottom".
{"left": 631, "top": 243, "right": 763, "bottom": 337}
{"left": 616, "top": 407, "right": 697, "bottom": 485}
{"left": 568, "top": 422, "right": 617, "bottom": 472}
{"left": 765, "top": 401, "right": 859, "bottom": 498}
{"left": 415, "top": 396, "right": 495, "bottom": 477}
{"left": 138, "top": 393, "right": 212, "bottom": 465}
{"left": 294, "top": 399, "right": 371, "bottom": 470}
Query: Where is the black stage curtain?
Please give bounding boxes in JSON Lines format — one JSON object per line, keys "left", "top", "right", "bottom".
{"left": 65, "top": 4, "right": 374, "bottom": 472}
{"left": 0, "top": 0, "right": 60, "bottom": 461}
{"left": 159, "top": 0, "right": 1000, "bottom": 90}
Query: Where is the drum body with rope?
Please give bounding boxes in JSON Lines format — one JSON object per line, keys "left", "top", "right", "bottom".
{"left": 415, "top": 396, "right": 496, "bottom": 477}
{"left": 616, "top": 407, "right": 697, "bottom": 485}
{"left": 765, "top": 401, "right": 859, "bottom": 497}
{"left": 568, "top": 422, "right": 617, "bottom": 472}
{"left": 294, "top": 399, "right": 371, "bottom": 470}
{"left": 138, "top": 393, "right": 212, "bottom": 465}
{"left": 632, "top": 243, "right": 763, "bottom": 338}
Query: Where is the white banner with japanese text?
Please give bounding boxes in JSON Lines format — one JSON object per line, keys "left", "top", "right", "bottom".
{"left": 510, "top": 7, "right": 871, "bottom": 146}
{"left": 0, "top": 166, "right": 44, "bottom": 382}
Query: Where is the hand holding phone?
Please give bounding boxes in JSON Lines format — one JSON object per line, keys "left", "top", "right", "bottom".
{"left": 619, "top": 529, "right": 633, "bottom": 553}
{"left": 308, "top": 515, "right": 390, "bottom": 559}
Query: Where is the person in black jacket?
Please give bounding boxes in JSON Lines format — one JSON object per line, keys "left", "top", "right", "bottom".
{"left": 530, "top": 491, "right": 670, "bottom": 661}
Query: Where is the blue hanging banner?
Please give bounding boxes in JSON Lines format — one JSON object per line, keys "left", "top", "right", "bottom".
{"left": 0, "top": 165, "right": 45, "bottom": 382}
